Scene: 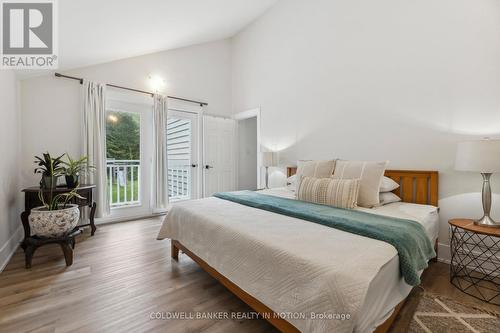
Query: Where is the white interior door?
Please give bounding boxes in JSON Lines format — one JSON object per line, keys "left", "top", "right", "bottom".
{"left": 203, "top": 115, "right": 236, "bottom": 197}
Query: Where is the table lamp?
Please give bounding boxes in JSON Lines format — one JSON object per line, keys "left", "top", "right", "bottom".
{"left": 455, "top": 139, "right": 500, "bottom": 227}
{"left": 261, "top": 152, "right": 277, "bottom": 189}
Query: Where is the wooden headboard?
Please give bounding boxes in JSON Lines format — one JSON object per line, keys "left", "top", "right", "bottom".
{"left": 287, "top": 167, "right": 438, "bottom": 206}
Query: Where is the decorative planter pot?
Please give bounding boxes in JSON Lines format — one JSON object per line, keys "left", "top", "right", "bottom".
{"left": 29, "top": 204, "right": 80, "bottom": 238}
{"left": 41, "top": 175, "right": 59, "bottom": 189}
{"left": 65, "top": 175, "right": 79, "bottom": 188}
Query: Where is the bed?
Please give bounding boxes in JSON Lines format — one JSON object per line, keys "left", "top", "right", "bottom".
{"left": 157, "top": 168, "right": 439, "bottom": 333}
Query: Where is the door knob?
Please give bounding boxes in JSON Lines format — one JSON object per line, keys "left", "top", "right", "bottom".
{"left": 191, "top": 163, "right": 198, "bottom": 168}
{"left": 205, "top": 165, "right": 214, "bottom": 169}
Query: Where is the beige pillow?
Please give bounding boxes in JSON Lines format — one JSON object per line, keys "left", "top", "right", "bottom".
{"left": 297, "top": 176, "right": 360, "bottom": 209}
{"left": 296, "top": 160, "right": 336, "bottom": 183}
{"left": 332, "top": 160, "right": 388, "bottom": 208}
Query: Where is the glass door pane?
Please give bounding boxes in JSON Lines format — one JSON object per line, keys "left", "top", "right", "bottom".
{"left": 105, "top": 91, "right": 153, "bottom": 218}
{"left": 167, "top": 111, "right": 198, "bottom": 201}
{"left": 106, "top": 110, "right": 141, "bottom": 207}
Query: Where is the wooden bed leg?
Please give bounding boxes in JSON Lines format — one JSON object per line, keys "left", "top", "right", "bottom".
{"left": 171, "top": 241, "right": 179, "bottom": 260}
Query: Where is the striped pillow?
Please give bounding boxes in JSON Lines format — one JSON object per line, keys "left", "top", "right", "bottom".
{"left": 297, "top": 177, "right": 360, "bottom": 209}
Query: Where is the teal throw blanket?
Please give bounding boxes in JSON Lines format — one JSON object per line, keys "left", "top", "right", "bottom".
{"left": 213, "top": 191, "right": 435, "bottom": 286}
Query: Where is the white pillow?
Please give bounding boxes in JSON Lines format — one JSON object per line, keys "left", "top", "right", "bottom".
{"left": 332, "top": 160, "right": 388, "bottom": 208}
{"left": 379, "top": 192, "right": 402, "bottom": 205}
{"left": 287, "top": 174, "right": 297, "bottom": 191}
{"left": 380, "top": 176, "right": 399, "bottom": 193}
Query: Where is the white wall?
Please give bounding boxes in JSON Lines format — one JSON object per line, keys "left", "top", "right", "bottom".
{"left": 0, "top": 70, "right": 22, "bottom": 271}
{"left": 21, "top": 39, "right": 232, "bottom": 187}
{"left": 16, "top": 0, "right": 500, "bottom": 261}
{"left": 237, "top": 117, "right": 258, "bottom": 190}
{"left": 231, "top": 0, "right": 500, "bottom": 260}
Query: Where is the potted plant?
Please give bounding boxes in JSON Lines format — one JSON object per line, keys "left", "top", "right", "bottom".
{"left": 34, "top": 153, "right": 65, "bottom": 189}
{"left": 63, "top": 154, "right": 95, "bottom": 188}
{"left": 29, "top": 188, "right": 85, "bottom": 238}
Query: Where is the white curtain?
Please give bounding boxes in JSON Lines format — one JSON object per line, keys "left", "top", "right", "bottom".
{"left": 152, "top": 94, "right": 169, "bottom": 210}
{"left": 82, "top": 80, "right": 109, "bottom": 217}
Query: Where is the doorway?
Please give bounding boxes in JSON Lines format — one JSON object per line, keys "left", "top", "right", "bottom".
{"left": 237, "top": 117, "right": 257, "bottom": 190}
{"left": 103, "top": 91, "right": 207, "bottom": 220}
{"left": 234, "top": 108, "right": 261, "bottom": 190}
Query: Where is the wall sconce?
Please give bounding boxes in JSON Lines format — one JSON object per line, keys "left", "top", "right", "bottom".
{"left": 148, "top": 74, "right": 166, "bottom": 93}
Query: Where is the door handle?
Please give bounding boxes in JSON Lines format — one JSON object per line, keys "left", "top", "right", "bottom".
{"left": 205, "top": 165, "right": 214, "bottom": 169}
{"left": 191, "top": 163, "right": 198, "bottom": 168}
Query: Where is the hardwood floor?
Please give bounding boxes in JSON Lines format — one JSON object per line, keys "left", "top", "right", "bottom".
{"left": 0, "top": 218, "right": 497, "bottom": 333}
{"left": 0, "top": 218, "right": 276, "bottom": 333}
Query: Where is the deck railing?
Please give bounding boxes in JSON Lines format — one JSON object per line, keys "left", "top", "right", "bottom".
{"left": 107, "top": 160, "right": 140, "bottom": 207}
{"left": 107, "top": 159, "right": 191, "bottom": 207}
{"left": 168, "top": 164, "right": 190, "bottom": 201}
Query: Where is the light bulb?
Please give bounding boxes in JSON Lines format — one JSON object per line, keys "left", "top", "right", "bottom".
{"left": 148, "top": 74, "right": 165, "bottom": 93}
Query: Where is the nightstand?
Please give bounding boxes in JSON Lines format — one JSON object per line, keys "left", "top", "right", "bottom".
{"left": 449, "top": 218, "right": 500, "bottom": 305}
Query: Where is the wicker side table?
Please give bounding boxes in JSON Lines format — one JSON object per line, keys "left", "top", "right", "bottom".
{"left": 449, "top": 218, "right": 500, "bottom": 305}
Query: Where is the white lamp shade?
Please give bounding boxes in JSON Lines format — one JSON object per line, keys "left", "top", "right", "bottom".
{"left": 455, "top": 139, "right": 500, "bottom": 173}
{"left": 261, "top": 152, "right": 277, "bottom": 167}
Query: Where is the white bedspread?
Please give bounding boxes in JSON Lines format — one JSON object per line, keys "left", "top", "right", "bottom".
{"left": 158, "top": 188, "right": 438, "bottom": 332}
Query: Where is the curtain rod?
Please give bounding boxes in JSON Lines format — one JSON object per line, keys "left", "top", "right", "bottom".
{"left": 54, "top": 72, "right": 208, "bottom": 106}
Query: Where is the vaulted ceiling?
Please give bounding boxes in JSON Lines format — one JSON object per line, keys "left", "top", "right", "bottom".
{"left": 55, "top": 0, "right": 277, "bottom": 70}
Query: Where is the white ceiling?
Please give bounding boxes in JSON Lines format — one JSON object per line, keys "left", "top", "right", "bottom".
{"left": 54, "top": 0, "right": 277, "bottom": 71}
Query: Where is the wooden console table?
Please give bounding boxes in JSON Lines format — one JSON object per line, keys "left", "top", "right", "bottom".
{"left": 21, "top": 185, "right": 97, "bottom": 241}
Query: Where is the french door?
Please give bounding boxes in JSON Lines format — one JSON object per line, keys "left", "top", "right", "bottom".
{"left": 104, "top": 92, "right": 236, "bottom": 219}
{"left": 106, "top": 93, "right": 153, "bottom": 218}
{"left": 167, "top": 110, "right": 200, "bottom": 201}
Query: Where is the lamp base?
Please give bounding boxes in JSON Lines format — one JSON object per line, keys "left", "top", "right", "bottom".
{"left": 474, "top": 215, "right": 500, "bottom": 228}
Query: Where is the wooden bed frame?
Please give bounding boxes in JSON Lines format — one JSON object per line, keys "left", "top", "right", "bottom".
{"left": 286, "top": 167, "right": 438, "bottom": 207}
{"left": 171, "top": 168, "right": 439, "bottom": 333}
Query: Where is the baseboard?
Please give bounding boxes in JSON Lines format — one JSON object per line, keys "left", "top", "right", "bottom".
{"left": 0, "top": 225, "right": 23, "bottom": 272}
{"left": 437, "top": 242, "right": 450, "bottom": 264}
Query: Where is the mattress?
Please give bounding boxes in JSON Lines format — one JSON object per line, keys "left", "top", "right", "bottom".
{"left": 158, "top": 189, "right": 438, "bottom": 333}
{"left": 259, "top": 187, "right": 439, "bottom": 332}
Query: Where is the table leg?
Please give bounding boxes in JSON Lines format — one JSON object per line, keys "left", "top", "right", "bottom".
{"left": 60, "top": 241, "right": 74, "bottom": 266}
{"left": 20, "top": 211, "right": 30, "bottom": 251}
{"left": 25, "top": 245, "right": 36, "bottom": 269}
{"left": 89, "top": 202, "right": 97, "bottom": 236}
